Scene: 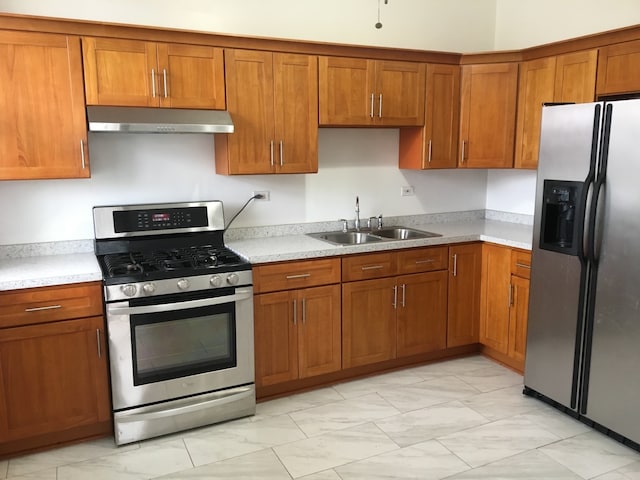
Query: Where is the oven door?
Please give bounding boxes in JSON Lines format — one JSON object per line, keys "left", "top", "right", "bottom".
{"left": 105, "top": 286, "right": 254, "bottom": 411}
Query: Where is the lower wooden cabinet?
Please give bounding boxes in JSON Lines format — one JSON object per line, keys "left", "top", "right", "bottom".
{"left": 447, "top": 243, "right": 482, "bottom": 347}
{"left": 0, "top": 283, "right": 110, "bottom": 457}
{"left": 508, "top": 274, "right": 530, "bottom": 365}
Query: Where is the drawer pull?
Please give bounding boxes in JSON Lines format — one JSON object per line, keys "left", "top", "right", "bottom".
{"left": 515, "top": 262, "right": 531, "bottom": 269}
{"left": 285, "top": 273, "right": 311, "bottom": 280}
{"left": 361, "top": 265, "right": 384, "bottom": 271}
{"left": 415, "top": 259, "right": 435, "bottom": 264}
{"left": 24, "top": 305, "right": 62, "bottom": 312}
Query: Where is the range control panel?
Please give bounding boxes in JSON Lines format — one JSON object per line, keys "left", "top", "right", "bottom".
{"left": 114, "top": 207, "right": 209, "bottom": 233}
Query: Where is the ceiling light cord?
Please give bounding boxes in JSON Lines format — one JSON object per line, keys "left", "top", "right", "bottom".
{"left": 375, "top": 0, "right": 389, "bottom": 30}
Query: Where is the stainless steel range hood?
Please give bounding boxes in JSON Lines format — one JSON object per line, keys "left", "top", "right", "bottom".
{"left": 87, "top": 106, "right": 234, "bottom": 134}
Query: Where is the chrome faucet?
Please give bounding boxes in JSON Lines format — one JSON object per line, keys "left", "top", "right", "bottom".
{"left": 354, "top": 196, "right": 361, "bottom": 231}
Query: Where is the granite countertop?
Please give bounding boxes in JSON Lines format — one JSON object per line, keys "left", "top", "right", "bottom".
{"left": 0, "top": 217, "right": 533, "bottom": 291}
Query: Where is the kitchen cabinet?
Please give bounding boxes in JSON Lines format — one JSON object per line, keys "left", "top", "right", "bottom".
{"left": 253, "top": 259, "right": 341, "bottom": 388}
{"left": 342, "top": 247, "right": 448, "bottom": 367}
{"left": 399, "top": 64, "right": 460, "bottom": 169}
{"left": 82, "top": 37, "right": 225, "bottom": 109}
{"left": 215, "top": 49, "right": 318, "bottom": 174}
{"left": 596, "top": 39, "right": 640, "bottom": 96}
{"left": 508, "top": 249, "right": 531, "bottom": 368}
{"left": 0, "top": 31, "right": 89, "bottom": 180}
{"left": 319, "top": 56, "right": 425, "bottom": 126}
{"left": 479, "top": 243, "right": 511, "bottom": 353}
{"left": 459, "top": 63, "right": 519, "bottom": 168}
{"left": 0, "top": 282, "right": 110, "bottom": 457}
{"left": 554, "top": 50, "right": 598, "bottom": 103}
{"left": 447, "top": 243, "right": 481, "bottom": 347}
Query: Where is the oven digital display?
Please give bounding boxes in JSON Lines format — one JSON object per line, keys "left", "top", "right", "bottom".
{"left": 113, "top": 207, "right": 209, "bottom": 233}
{"left": 152, "top": 213, "right": 170, "bottom": 222}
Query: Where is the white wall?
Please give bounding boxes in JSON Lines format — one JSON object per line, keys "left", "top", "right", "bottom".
{"left": 0, "top": 130, "right": 487, "bottom": 245}
{"left": 485, "top": 170, "right": 537, "bottom": 215}
{"left": 495, "top": 0, "right": 640, "bottom": 50}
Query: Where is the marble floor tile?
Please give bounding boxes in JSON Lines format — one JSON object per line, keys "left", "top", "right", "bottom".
{"left": 288, "top": 393, "right": 400, "bottom": 437}
{"left": 154, "top": 448, "right": 290, "bottom": 479}
{"left": 437, "top": 416, "right": 561, "bottom": 468}
{"left": 299, "top": 470, "right": 342, "bottom": 480}
{"left": 377, "top": 375, "right": 481, "bottom": 412}
{"left": 594, "top": 460, "right": 640, "bottom": 479}
{"left": 332, "top": 369, "right": 426, "bottom": 399}
{"left": 0, "top": 461, "right": 7, "bottom": 479}
{"left": 446, "top": 449, "right": 583, "bottom": 479}
{"left": 183, "top": 413, "right": 307, "bottom": 466}
{"left": 6, "top": 469, "right": 58, "bottom": 480}
{"left": 461, "top": 384, "right": 543, "bottom": 421}
{"left": 255, "top": 387, "right": 345, "bottom": 418}
{"left": 455, "top": 364, "right": 524, "bottom": 392}
{"left": 541, "top": 430, "right": 640, "bottom": 479}
{"left": 375, "top": 400, "right": 489, "bottom": 447}
{"left": 56, "top": 439, "right": 192, "bottom": 480}
{"left": 6, "top": 436, "right": 138, "bottom": 478}
{"left": 335, "top": 439, "right": 471, "bottom": 479}
{"left": 514, "top": 405, "right": 591, "bottom": 440}
{"left": 273, "top": 422, "right": 399, "bottom": 478}
{"left": 409, "top": 355, "right": 497, "bottom": 377}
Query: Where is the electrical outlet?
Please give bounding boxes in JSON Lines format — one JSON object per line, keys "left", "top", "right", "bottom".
{"left": 400, "top": 186, "right": 415, "bottom": 196}
{"left": 252, "top": 190, "right": 270, "bottom": 201}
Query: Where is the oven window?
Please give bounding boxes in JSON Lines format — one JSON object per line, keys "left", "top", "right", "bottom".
{"left": 130, "top": 304, "right": 236, "bottom": 386}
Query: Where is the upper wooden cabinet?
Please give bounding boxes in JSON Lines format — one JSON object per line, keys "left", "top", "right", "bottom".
{"left": 596, "top": 39, "right": 640, "bottom": 96}
{"left": 82, "top": 37, "right": 225, "bottom": 109}
{"left": 0, "top": 31, "right": 90, "bottom": 180}
{"left": 215, "top": 49, "right": 318, "bottom": 175}
{"left": 399, "top": 64, "right": 460, "bottom": 169}
{"left": 319, "top": 57, "right": 425, "bottom": 126}
{"left": 554, "top": 50, "right": 597, "bottom": 103}
{"left": 459, "top": 63, "right": 518, "bottom": 168}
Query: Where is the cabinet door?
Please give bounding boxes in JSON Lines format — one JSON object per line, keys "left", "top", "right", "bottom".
{"left": 82, "top": 37, "right": 158, "bottom": 107}
{"left": 479, "top": 244, "right": 511, "bottom": 354}
{"left": 509, "top": 275, "right": 530, "bottom": 367}
{"left": 342, "top": 278, "right": 396, "bottom": 368}
{"left": 273, "top": 53, "right": 318, "bottom": 173}
{"left": 596, "top": 39, "right": 640, "bottom": 96}
{"left": 0, "top": 31, "right": 89, "bottom": 180}
{"left": 0, "top": 317, "right": 110, "bottom": 445}
{"left": 319, "top": 56, "right": 375, "bottom": 125}
{"left": 397, "top": 271, "right": 448, "bottom": 357}
{"left": 514, "top": 56, "right": 556, "bottom": 169}
{"left": 254, "top": 291, "right": 297, "bottom": 387}
{"left": 375, "top": 60, "right": 425, "bottom": 126}
{"left": 218, "top": 49, "right": 275, "bottom": 174}
{"left": 298, "top": 285, "right": 341, "bottom": 378}
{"left": 554, "top": 50, "right": 597, "bottom": 103}
{"left": 447, "top": 243, "right": 481, "bottom": 347}
{"left": 459, "top": 63, "right": 518, "bottom": 168}
{"left": 157, "top": 43, "right": 225, "bottom": 109}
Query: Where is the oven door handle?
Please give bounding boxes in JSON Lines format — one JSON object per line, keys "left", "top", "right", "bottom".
{"left": 115, "top": 385, "right": 254, "bottom": 423}
{"left": 107, "top": 288, "right": 253, "bottom": 315}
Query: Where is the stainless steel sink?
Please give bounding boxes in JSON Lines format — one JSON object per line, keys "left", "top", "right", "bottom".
{"left": 309, "top": 231, "right": 385, "bottom": 246}
{"left": 373, "top": 226, "right": 442, "bottom": 240}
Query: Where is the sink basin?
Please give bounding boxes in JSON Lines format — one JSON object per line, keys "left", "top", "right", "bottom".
{"left": 372, "top": 227, "right": 442, "bottom": 240}
{"left": 309, "top": 231, "right": 385, "bottom": 246}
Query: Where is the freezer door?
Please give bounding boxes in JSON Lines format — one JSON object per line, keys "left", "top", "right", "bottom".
{"left": 524, "top": 103, "right": 602, "bottom": 409}
{"left": 584, "top": 99, "right": 640, "bottom": 443}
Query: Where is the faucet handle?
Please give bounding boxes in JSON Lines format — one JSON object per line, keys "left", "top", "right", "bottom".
{"left": 339, "top": 219, "right": 349, "bottom": 232}
{"left": 377, "top": 214, "right": 383, "bottom": 229}
{"left": 367, "top": 217, "right": 377, "bottom": 230}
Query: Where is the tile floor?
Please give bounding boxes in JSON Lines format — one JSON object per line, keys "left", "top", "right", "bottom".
{"left": 2, "top": 355, "right": 640, "bottom": 479}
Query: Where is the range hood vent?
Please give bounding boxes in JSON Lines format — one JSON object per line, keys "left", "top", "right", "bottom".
{"left": 87, "top": 106, "right": 234, "bottom": 134}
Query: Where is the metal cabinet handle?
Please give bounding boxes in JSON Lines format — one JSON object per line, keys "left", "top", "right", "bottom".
{"left": 428, "top": 139, "right": 432, "bottom": 164}
{"left": 361, "top": 265, "right": 384, "bottom": 271}
{"left": 96, "top": 329, "right": 102, "bottom": 358}
{"left": 151, "top": 69, "right": 156, "bottom": 98}
{"left": 508, "top": 283, "right": 513, "bottom": 307}
{"left": 401, "top": 284, "right": 406, "bottom": 307}
{"left": 461, "top": 140, "right": 466, "bottom": 163}
{"left": 285, "top": 273, "right": 311, "bottom": 279}
{"left": 415, "top": 259, "right": 435, "bottom": 264}
{"left": 378, "top": 94, "right": 383, "bottom": 118}
{"left": 24, "top": 305, "right": 62, "bottom": 312}
{"left": 515, "top": 262, "right": 531, "bottom": 270}
{"left": 80, "top": 140, "right": 86, "bottom": 169}
{"left": 293, "top": 299, "right": 297, "bottom": 325}
{"left": 392, "top": 285, "right": 398, "bottom": 309}
{"left": 270, "top": 140, "right": 274, "bottom": 167}
{"left": 302, "top": 297, "right": 306, "bottom": 324}
{"left": 370, "top": 93, "right": 374, "bottom": 118}
{"left": 163, "top": 69, "right": 168, "bottom": 98}
{"left": 279, "top": 140, "right": 284, "bottom": 166}
{"left": 452, "top": 253, "right": 458, "bottom": 277}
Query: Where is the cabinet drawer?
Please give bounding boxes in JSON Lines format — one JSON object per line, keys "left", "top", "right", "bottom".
{"left": 398, "top": 246, "right": 448, "bottom": 274}
{"left": 342, "top": 252, "right": 397, "bottom": 282}
{"left": 0, "top": 282, "right": 103, "bottom": 329}
{"left": 253, "top": 258, "right": 340, "bottom": 293}
{"left": 511, "top": 249, "right": 532, "bottom": 279}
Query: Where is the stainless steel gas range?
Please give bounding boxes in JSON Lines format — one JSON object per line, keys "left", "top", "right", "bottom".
{"left": 93, "top": 201, "right": 255, "bottom": 445}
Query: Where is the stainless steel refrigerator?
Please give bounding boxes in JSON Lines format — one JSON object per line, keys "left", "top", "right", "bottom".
{"left": 524, "top": 98, "right": 640, "bottom": 447}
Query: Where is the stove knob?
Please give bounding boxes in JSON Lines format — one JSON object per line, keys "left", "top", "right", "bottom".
{"left": 142, "top": 283, "right": 156, "bottom": 295}
{"left": 209, "top": 275, "right": 222, "bottom": 287}
{"left": 121, "top": 284, "right": 138, "bottom": 297}
{"left": 226, "top": 273, "right": 239, "bottom": 285}
{"left": 177, "top": 278, "right": 190, "bottom": 291}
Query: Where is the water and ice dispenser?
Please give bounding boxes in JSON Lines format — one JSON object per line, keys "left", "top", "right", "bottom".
{"left": 539, "top": 180, "right": 585, "bottom": 256}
